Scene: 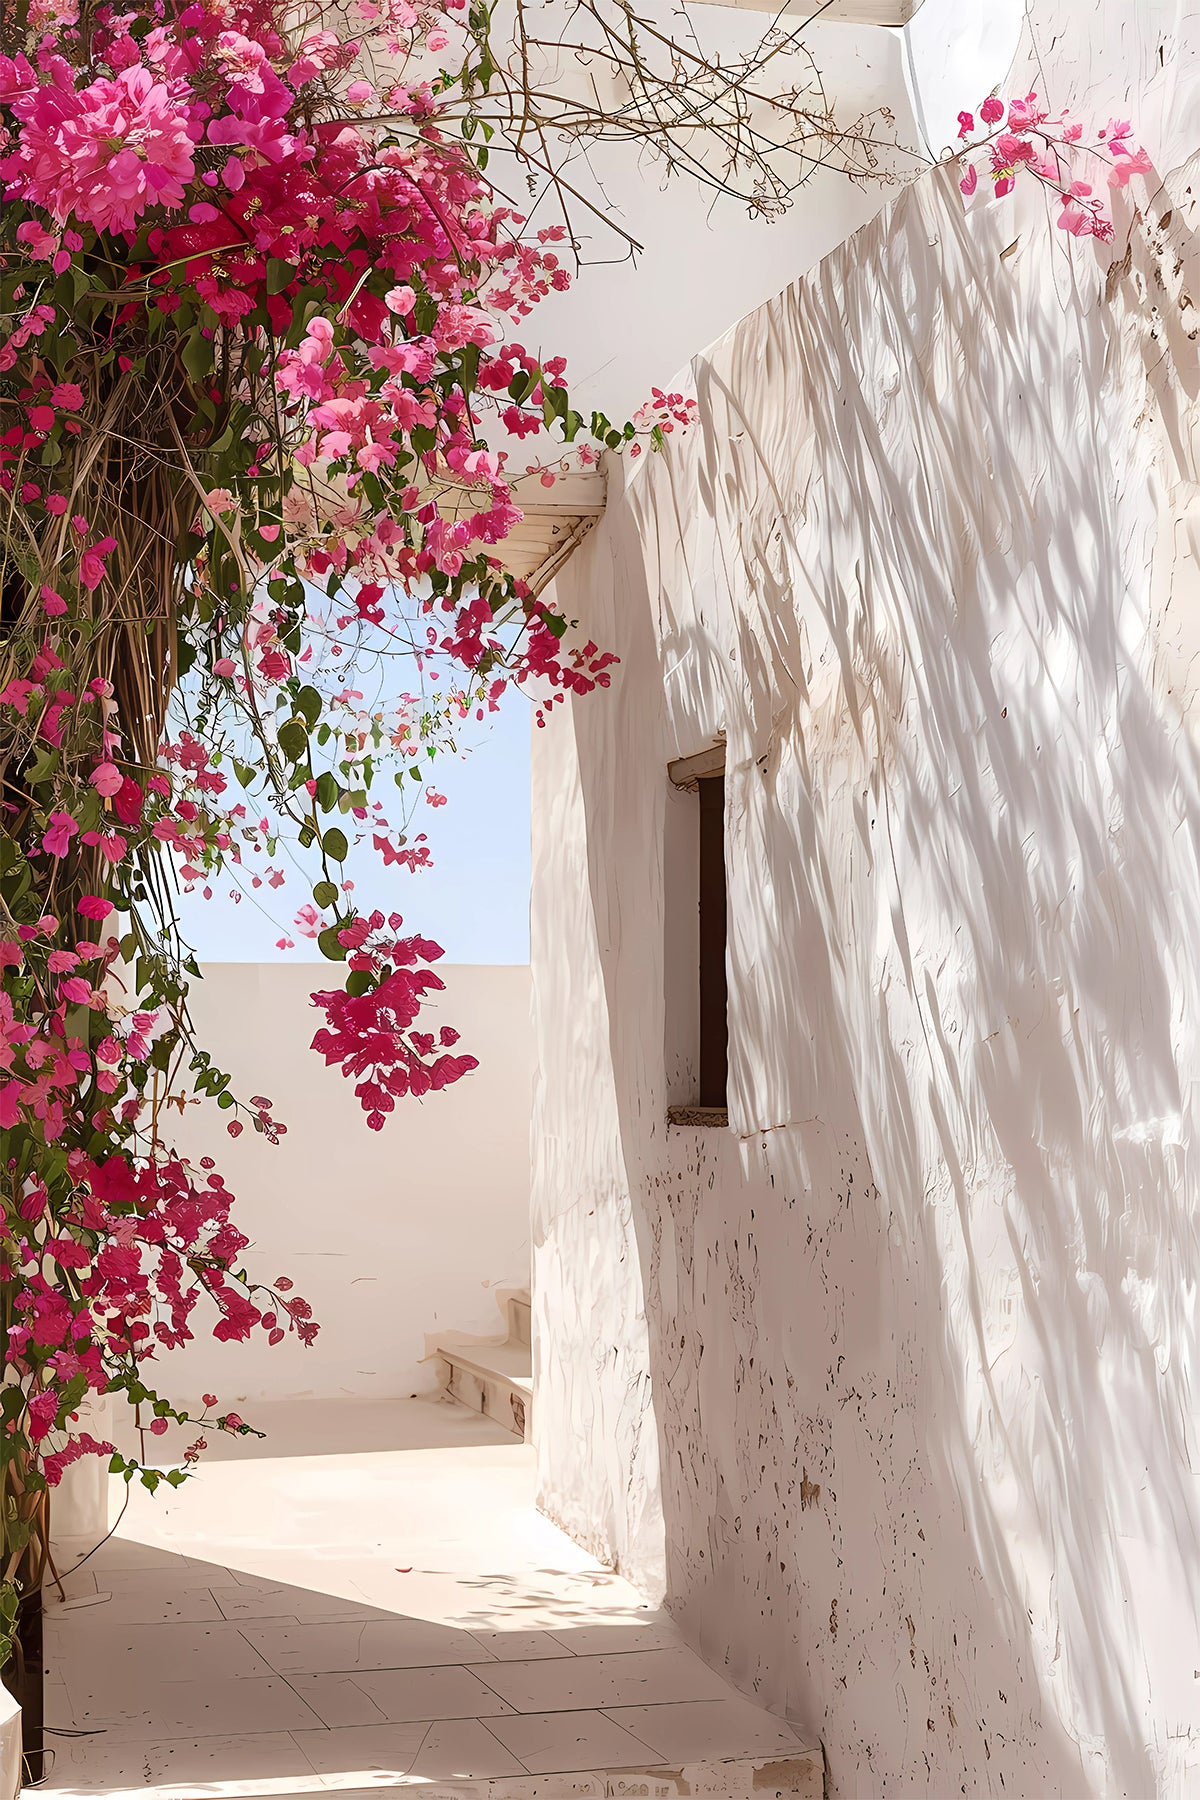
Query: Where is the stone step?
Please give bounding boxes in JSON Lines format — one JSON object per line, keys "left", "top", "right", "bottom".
{"left": 434, "top": 1338, "right": 533, "bottom": 1442}
{"left": 329, "top": 1747, "right": 822, "bottom": 1797}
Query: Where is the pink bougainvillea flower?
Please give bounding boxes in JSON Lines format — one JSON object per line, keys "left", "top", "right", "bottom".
{"left": 90, "top": 762, "right": 123, "bottom": 796}
{"left": 5, "top": 65, "right": 195, "bottom": 234}
{"left": 50, "top": 382, "right": 84, "bottom": 410}
{"left": 26, "top": 1391, "right": 58, "bottom": 1443}
{"left": 1108, "top": 145, "right": 1153, "bottom": 187}
{"left": 959, "top": 164, "right": 978, "bottom": 197}
{"left": 112, "top": 777, "right": 145, "bottom": 825}
{"left": 979, "top": 95, "right": 1005, "bottom": 124}
{"left": 80, "top": 829, "right": 128, "bottom": 864}
{"left": 42, "top": 811, "right": 78, "bottom": 858}
{"left": 78, "top": 536, "right": 116, "bottom": 592}
{"left": 40, "top": 586, "right": 67, "bottom": 615}
{"left": 15, "top": 218, "right": 57, "bottom": 258}
{"left": 76, "top": 895, "right": 114, "bottom": 920}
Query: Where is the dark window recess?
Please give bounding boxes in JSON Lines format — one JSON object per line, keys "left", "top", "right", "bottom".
{"left": 697, "top": 773, "right": 728, "bottom": 1107}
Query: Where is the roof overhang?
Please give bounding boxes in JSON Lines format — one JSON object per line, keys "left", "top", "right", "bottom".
{"left": 683, "top": 0, "right": 924, "bottom": 20}
{"left": 426, "top": 468, "right": 608, "bottom": 597}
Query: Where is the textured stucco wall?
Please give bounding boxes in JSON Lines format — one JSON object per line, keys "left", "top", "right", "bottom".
{"left": 531, "top": 4, "right": 1200, "bottom": 1793}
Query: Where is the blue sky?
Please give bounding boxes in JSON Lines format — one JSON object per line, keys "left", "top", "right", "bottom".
{"left": 174, "top": 691, "right": 533, "bottom": 965}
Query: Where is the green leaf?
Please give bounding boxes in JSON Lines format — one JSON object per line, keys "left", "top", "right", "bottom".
{"left": 317, "top": 924, "right": 347, "bottom": 962}
{"left": 295, "top": 685, "right": 322, "bottom": 728}
{"left": 277, "top": 717, "right": 309, "bottom": 763}
{"left": 313, "top": 880, "right": 338, "bottom": 909}
{"left": 181, "top": 330, "right": 214, "bottom": 383}
{"left": 26, "top": 746, "right": 60, "bottom": 787}
{"left": 345, "top": 970, "right": 374, "bottom": 998}
{"left": 266, "top": 258, "right": 296, "bottom": 294}
{"left": 322, "top": 827, "right": 348, "bottom": 862}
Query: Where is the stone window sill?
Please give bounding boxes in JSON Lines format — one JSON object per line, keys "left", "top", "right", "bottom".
{"left": 666, "top": 1105, "right": 729, "bottom": 1128}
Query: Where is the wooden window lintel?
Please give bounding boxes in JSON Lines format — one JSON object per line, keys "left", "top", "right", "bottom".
{"left": 668, "top": 741, "right": 726, "bottom": 791}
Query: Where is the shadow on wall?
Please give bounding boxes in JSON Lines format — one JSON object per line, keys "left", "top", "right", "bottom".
{"left": 548, "top": 161, "right": 1200, "bottom": 1796}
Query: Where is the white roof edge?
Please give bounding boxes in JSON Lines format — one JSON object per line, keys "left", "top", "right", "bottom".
{"left": 682, "top": 0, "right": 923, "bottom": 22}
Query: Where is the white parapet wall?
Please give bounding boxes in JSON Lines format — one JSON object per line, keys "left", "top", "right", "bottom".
{"left": 531, "top": 2, "right": 1200, "bottom": 1795}
{"left": 157, "top": 961, "right": 532, "bottom": 1406}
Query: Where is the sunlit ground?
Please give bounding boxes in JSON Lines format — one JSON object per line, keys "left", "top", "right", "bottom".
{"left": 38, "top": 1399, "right": 809, "bottom": 1798}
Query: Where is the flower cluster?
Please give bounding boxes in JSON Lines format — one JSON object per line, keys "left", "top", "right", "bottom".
{"left": 955, "top": 92, "right": 1151, "bottom": 238}
{"left": 310, "top": 910, "right": 478, "bottom": 1129}
{"left": 0, "top": 634, "right": 315, "bottom": 1527}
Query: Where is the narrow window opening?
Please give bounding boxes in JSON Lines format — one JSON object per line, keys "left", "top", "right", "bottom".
{"left": 697, "top": 773, "right": 728, "bottom": 1108}
{"left": 666, "top": 743, "right": 728, "bottom": 1126}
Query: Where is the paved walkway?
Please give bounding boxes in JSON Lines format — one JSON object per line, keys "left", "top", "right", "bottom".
{"left": 37, "top": 1399, "right": 817, "bottom": 1798}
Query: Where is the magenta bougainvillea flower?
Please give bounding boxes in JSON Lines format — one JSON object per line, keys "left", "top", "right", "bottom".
{"left": 3, "top": 64, "right": 196, "bottom": 232}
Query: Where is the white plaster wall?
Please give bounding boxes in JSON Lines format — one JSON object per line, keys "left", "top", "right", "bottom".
{"left": 531, "top": 2, "right": 1200, "bottom": 1792}
{"left": 161, "top": 962, "right": 531, "bottom": 1405}
{"left": 503, "top": 2, "right": 1022, "bottom": 424}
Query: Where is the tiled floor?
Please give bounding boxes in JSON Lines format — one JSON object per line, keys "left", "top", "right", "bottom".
{"left": 37, "top": 1398, "right": 816, "bottom": 1798}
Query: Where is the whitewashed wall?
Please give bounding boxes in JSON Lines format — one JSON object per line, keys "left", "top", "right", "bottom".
{"left": 162, "top": 962, "right": 531, "bottom": 1405}
{"left": 531, "top": 3, "right": 1200, "bottom": 1793}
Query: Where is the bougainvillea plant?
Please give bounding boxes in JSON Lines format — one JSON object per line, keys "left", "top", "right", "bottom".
{"left": 0, "top": 0, "right": 1149, "bottom": 1753}
{"left": 0, "top": 0, "right": 687, "bottom": 1729}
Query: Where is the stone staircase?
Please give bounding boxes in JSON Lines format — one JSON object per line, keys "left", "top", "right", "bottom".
{"left": 432, "top": 1286, "right": 533, "bottom": 1442}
